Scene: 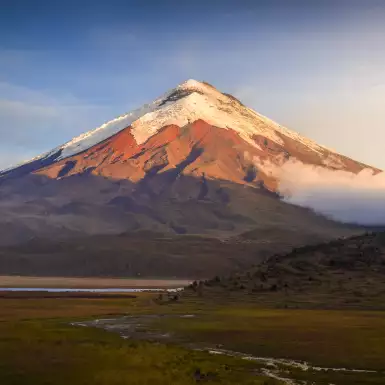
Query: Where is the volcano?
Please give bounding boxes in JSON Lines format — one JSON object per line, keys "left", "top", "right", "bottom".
{"left": 1, "top": 80, "right": 374, "bottom": 184}
{"left": 0, "top": 80, "right": 373, "bottom": 252}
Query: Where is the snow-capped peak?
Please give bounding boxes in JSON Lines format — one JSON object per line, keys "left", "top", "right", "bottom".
{"left": 177, "top": 79, "right": 220, "bottom": 95}
{"left": 1, "top": 79, "right": 328, "bottom": 174}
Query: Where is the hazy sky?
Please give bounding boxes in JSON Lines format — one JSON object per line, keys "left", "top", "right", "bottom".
{"left": 1, "top": 0, "right": 385, "bottom": 169}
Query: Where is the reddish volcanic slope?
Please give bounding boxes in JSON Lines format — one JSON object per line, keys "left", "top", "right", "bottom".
{"left": 34, "top": 118, "right": 374, "bottom": 195}
{"left": 35, "top": 120, "right": 255, "bottom": 183}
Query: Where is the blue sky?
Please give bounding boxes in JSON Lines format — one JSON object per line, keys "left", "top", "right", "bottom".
{"left": 1, "top": 0, "right": 385, "bottom": 168}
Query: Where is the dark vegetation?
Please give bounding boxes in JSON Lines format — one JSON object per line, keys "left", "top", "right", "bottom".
{"left": 188, "top": 231, "right": 385, "bottom": 309}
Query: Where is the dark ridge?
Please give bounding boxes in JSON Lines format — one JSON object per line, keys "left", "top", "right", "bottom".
{"left": 0, "top": 149, "right": 63, "bottom": 181}
{"left": 194, "top": 231, "right": 385, "bottom": 308}
{"left": 159, "top": 89, "right": 203, "bottom": 107}
{"left": 223, "top": 93, "right": 246, "bottom": 107}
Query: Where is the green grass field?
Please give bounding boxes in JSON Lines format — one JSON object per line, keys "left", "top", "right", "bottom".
{"left": 156, "top": 301, "right": 385, "bottom": 384}
{"left": 1, "top": 293, "right": 385, "bottom": 384}
{"left": 159, "top": 306, "right": 385, "bottom": 369}
{"left": 0, "top": 294, "right": 276, "bottom": 385}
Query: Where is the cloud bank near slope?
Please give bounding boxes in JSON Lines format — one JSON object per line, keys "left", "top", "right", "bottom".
{"left": 266, "top": 159, "right": 385, "bottom": 226}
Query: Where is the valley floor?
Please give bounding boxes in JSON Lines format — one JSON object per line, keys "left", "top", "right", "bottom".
{"left": 0, "top": 292, "right": 384, "bottom": 384}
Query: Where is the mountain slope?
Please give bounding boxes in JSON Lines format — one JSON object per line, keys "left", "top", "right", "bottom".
{"left": 198, "top": 231, "right": 385, "bottom": 309}
{"left": 0, "top": 80, "right": 375, "bottom": 250}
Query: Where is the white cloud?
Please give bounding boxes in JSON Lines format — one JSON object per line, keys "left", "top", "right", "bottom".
{"left": 271, "top": 160, "right": 385, "bottom": 226}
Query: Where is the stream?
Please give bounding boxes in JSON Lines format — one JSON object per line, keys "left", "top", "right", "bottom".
{"left": 71, "top": 314, "right": 379, "bottom": 385}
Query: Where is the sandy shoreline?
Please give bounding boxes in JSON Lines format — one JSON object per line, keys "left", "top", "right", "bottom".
{"left": 0, "top": 276, "right": 191, "bottom": 289}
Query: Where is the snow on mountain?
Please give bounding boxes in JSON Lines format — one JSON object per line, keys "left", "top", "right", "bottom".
{"left": 0, "top": 85, "right": 177, "bottom": 173}
{"left": 131, "top": 79, "right": 328, "bottom": 154}
{"left": 1, "top": 79, "right": 332, "bottom": 174}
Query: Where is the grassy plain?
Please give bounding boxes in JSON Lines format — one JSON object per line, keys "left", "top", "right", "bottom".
{"left": 1, "top": 293, "right": 385, "bottom": 384}
{"left": 0, "top": 293, "right": 275, "bottom": 385}
{"left": 156, "top": 299, "right": 385, "bottom": 384}
{"left": 159, "top": 305, "right": 385, "bottom": 369}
